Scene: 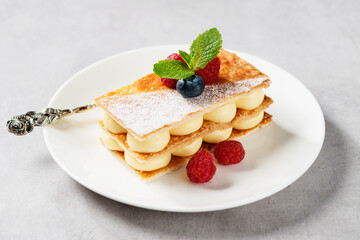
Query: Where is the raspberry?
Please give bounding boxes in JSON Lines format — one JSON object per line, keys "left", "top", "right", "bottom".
{"left": 195, "top": 57, "right": 221, "bottom": 85}
{"left": 160, "top": 53, "right": 186, "bottom": 89}
{"left": 166, "top": 53, "right": 186, "bottom": 64}
{"left": 160, "top": 78, "right": 178, "bottom": 89}
{"left": 214, "top": 140, "right": 245, "bottom": 165}
{"left": 186, "top": 150, "right": 216, "bottom": 183}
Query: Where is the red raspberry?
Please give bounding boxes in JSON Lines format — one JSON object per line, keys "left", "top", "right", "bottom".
{"left": 214, "top": 140, "right": 245, "bottom": 165}
{"left": 195, "top": 57, "right": 221, "bottom": 85}
{"left": 186, "top": 150, "right": 216, "bottom": 183}
{"left": 160, "top": 78, "right": 178, "bottom": 89}
{"left": 166, "top": 53, "right": 186, "bottom": 64}
{"left": 160, "top": 53, "right": 186, "bottom": 89}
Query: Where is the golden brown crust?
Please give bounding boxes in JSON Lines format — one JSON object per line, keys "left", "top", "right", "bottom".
{"left": 94, "top": 73, "right": 167, "bottom": 101}
{"left": 111, "top": 151, "right": 189, "bottom": 181}
{"left": 103, "top": 113, "right": 272, "bottom": 181}
{"left": 218, "top": 49, "right": 268, "bottom": 83}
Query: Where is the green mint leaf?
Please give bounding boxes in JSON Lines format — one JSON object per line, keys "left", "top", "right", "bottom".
{"left": 153, "top": 60, "right": 194, "bottom": 79}
{"left": 178, "top": 50, "right": 192, "bottom": 69}
{"left": 189, "top": 28, "right": 223, "bottom": 71}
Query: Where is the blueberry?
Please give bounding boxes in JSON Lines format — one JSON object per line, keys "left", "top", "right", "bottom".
{"left": 176, "top": 75, "right": 205, "bottom": 98}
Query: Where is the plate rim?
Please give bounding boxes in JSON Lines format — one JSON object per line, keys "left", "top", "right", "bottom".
{"left": 43, "top": 45, "right": 325, "bottom": 212}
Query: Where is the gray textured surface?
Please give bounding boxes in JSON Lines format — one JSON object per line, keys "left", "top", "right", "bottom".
{"left": 1, "top": 0, "right": 359, "bottom": 239}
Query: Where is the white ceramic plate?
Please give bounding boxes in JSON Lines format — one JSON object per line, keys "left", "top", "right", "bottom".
{"left": 44, "top": 45, "right": 325, "bottom": 212}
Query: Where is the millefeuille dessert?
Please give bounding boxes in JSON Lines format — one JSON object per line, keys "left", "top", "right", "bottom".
{"left": 94, "top": 28, "right": 273, "bottom": 182}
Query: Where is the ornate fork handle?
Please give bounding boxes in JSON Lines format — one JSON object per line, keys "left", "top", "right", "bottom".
{"left": 6, "top": 104, "right": 96, "bottom": 136}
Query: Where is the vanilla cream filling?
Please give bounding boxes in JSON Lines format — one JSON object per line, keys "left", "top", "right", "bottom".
{"left": 233, "top": 111, "right": 264, "bottom": 130}
{"left": 171, "top": 137, "right": 203, "bottom": 157}
{"left": 236, "top": 88, "right": 264, "bottom": 110}
{"left": 124, "top": 151, "right": 171, "bottom": 171}
{"left": 103, "top": 88, "right": 266, "bottom": 158}
{"left": 127, "top": 131, "right": 170, "bottom": 153}
{"left": 202, "top": 127, "right": 233, "bottom": 144}
{"left": 169, "top": 116, "right": 203, "bottom": 136}
{"left": 203, "top": 102, "right": 237, "bottom": 123}
{"left": 101, "top": 130, "right": 124, "bottom": 151}
{"left": 103, "top": 113, "right": 127, "bottom": 134}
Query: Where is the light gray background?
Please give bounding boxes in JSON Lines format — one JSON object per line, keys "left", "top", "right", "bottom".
{"left": 1, "top": 0, "right": 359, "bottom": 239}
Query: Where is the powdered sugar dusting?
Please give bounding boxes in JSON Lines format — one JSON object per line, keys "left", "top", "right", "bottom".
{"left": 98, "top": 77, "right": 268, "bottom": 137}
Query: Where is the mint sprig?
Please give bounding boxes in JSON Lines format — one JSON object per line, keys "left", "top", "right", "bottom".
{"left": 189, "top": 28, "right": 223, "bottom": 70}
{"left": 153, "top": 60, "right": 194, "bottom": 79}
{"left": 153, "top": 28, "right": 222, "bottom": 79}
